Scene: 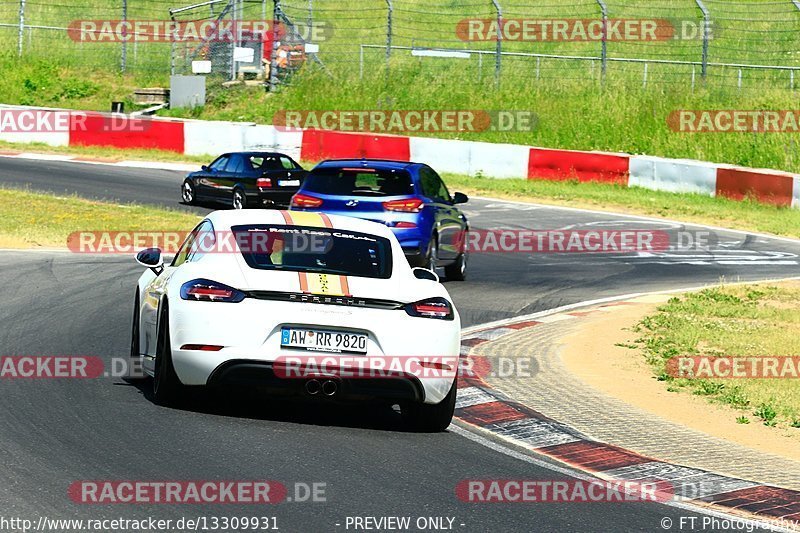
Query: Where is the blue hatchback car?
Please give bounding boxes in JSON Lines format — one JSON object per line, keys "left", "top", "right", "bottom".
{"left": 289, "top": 159, "right": 469, "bottom": 281}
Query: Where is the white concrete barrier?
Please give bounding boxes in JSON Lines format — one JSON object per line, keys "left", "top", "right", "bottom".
{"left": 0, "top": 109, "right": 69, "bottom": 147}
{"left": 183, "top": 120, "right": 247, "bottom": 156}
{"left": 464, "top": 140, "right": 530, "bottom": 179}
{"left": 409, "top": 137, "right": 472, "bottom": 175}
{"left": 409, "top": 137, "right": 528, "bottom": 178}
{"left": 629, "top": 155, "right": 717, "bottom": 196}
{"left": 243, "top": 125, "right": 303, "bottom": 162}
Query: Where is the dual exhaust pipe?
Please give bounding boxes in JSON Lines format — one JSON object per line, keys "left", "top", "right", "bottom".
{"left": 305, "top": 379, "right": 338, "bottom": 397}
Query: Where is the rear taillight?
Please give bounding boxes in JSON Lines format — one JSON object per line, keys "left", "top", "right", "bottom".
{"left": 383, "top": 198, "right": 424, "bottom": 212}
{"left": 405, "top": 297, "right": 454, "bottom": 320}
{"left": 180, "top": 344, "right": 224, "bottom": 351}
{"left": 180, "top": 279, "right": 246, "bottom": 303}
{"left": 393, "top": 221, "right": 418, "bottom": 229}
{"left": 257, "top": 178, "right": 272, "bottom": 188}
{"left": 291, "top": 193, "right": 323, "bottom": 208}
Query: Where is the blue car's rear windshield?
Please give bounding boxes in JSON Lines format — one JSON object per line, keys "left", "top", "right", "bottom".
{"left": 303, "top": 167, "right": 414, "bottom": 196}
{"left": 231, "top": 224, "right": 393, "bottom": 279}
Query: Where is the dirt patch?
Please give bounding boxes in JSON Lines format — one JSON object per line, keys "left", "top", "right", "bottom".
{"left": 560, "top": 301, "right": 800, "bottom": 461}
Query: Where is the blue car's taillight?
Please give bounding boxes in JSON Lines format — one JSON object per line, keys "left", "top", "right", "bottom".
{"left": 404, "top": 297, "right": 454, "bottom": 320}
{"left": 383, "top": 198, "right": 424, "bottom": 212}
{"left": 180, "top": 279, "right": 246, "bottom": 303}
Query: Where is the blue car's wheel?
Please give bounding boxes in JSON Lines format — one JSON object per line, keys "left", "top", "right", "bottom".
{"left": 423, "top": 235, "right": 437, "bottom": 271}
{"left": 444, "top": 251, "right": 467, "bottom": 281}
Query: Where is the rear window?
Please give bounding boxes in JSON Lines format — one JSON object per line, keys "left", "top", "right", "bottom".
{"left": 231, "top": 224, "right": 393, "bottom": 279}
{"left": 303, "top": 167, "right": 414, "bottom": 196}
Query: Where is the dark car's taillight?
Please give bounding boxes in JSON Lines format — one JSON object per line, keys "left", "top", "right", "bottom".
{"left": 180, "top": 279, "right": 246, "bottom": 303}
{"left": 405, "top": 297, "right": 454, "bottom": 320}
{"left": 383, "top": 198, "right": 424, "bottom": 212}
{"left": 257, "top": 178, "right": 272, "bottom": 188}
{"left": 291, "top": 193, "right": 324, "bottom": 208}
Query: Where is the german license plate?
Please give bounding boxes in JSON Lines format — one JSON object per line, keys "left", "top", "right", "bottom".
{"left": 278, "top": 179, "right": 300, "bottom": 187}
{"left": 280, "top": 328, "right": 368, "bottom": 354}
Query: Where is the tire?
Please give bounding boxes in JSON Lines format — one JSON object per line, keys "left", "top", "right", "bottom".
{"left": 403, "top": 377, "right": 457, "bottom": 433}
{"left": 181, "top": 180, "right": 196, "bottom": 205}
{"left": 232, "top": 188, "right": 247, "bottom": 210}
{"left": 152, "top": 303, "right": 184, "bottom": 406}
{"left": 127, "top": 291, "right": 145, "bottom": 381}
{"left": 422, "top": 235, "right": 438, "bottom": 271}
{"left": 444, "top": 251, "right": 467, "bottom": 281}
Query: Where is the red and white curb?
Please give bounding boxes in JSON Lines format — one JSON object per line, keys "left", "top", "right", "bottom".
{"left": 455, "top": 302, "right": 800, "bottom": 527}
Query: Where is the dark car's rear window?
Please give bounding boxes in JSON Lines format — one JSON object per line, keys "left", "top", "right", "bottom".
{"left": 303, "top": 167, "right": 414, "bottom": 196}
{"left": 232, "top": 224, "right": 393, "bottom": 279}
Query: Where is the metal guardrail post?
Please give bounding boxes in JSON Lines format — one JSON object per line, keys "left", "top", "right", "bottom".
{"left": 794, "top": 0, "right": 800, "bottom": 90}
{"left": 596, "top": 0, "right": 607, "bottom": 83}
{"left": 695, "top": 0, "right": 710, "bottom": 79}
{"left": 491, "top": 0, "right": 502, "bottom": 83}
{"left": 169, "top": 9, "right": 176, "bottom": 76}
{"left": 121, "top": 0, "right": 127, "bottom": 72}
{"left": 269, "top": 0, "right": 281, "bottom": 91}
{"left": 17, "top": 0, "right": 25, "bottom": 57}
{"left": 230, "top": 0, "right": 238, "bottom": 81}
{"left": 385, "top": 0, "right": 393, "bottom": 68}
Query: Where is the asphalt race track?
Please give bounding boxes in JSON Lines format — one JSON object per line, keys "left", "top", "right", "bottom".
{"left": 1, "top": 156, "right": 799, "bottom": 531}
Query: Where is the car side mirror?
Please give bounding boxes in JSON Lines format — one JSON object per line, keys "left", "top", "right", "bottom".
{"left": 452, "top": 192, "right": 468, "bottom": 204}
{"left": 411, "top": 267, "right": 439, "bottom": 283}
{"left": 201, "top": 165, "right": 209, "bottom": 171}
{"left": 136, "top": 247, "right": 163, "bottom": 275}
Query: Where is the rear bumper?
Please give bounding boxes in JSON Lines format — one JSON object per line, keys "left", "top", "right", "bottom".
{"left": 250, "top": 189, "right": 298, "bottom": 205}
{"left": 207, "top": 360, "right": 425, "bottom": 403}
{"left": 166, "top": 298, "right": 460, "bottom": 404}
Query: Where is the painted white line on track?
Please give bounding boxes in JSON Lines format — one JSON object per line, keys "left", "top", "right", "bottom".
{"left": 470, "top": 194, "right": 800, "bottom": 246}
{"left": 461, "top": 276, "right": 800, "bottom": 336}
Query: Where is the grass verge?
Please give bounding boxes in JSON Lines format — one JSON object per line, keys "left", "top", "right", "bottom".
{"left": 633, "top": 283, "right": 800, "bottom": 430}
{"left": 442, "top": 173, "right": 800, "bottom": 239}
{"left": 0, "top": 187, "right": 200, "bottom": 249}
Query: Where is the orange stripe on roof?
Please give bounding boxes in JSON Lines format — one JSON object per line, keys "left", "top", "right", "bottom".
{"left": 340, "top": 276, "right": 352, "bottom": 297}
{"left": 298, "top": 272, "right": 310, "bottom": 293}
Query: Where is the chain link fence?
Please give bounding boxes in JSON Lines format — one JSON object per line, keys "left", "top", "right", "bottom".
{"left": 1, "top": 0, "right": 800, "bottom": 91}
{"left": 289, "top": 0, "right": 800, "bottom": 92}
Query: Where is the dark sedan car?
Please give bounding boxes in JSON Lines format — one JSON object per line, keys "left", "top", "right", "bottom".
{"left": 181, "top": 152, "right": 307, "bottom": 209}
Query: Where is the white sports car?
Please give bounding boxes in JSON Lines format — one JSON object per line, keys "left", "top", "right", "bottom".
{"left": 131, "top": 209, "right": 461, "bottom": 431}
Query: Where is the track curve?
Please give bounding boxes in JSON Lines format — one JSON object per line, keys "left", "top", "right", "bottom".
{"left": 1, "top": 157, "right": 798, "bottom": 531}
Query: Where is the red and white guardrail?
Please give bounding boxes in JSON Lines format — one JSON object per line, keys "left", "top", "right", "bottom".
{"left": 1, "top": 105, "right": 798, "bottom": 209}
